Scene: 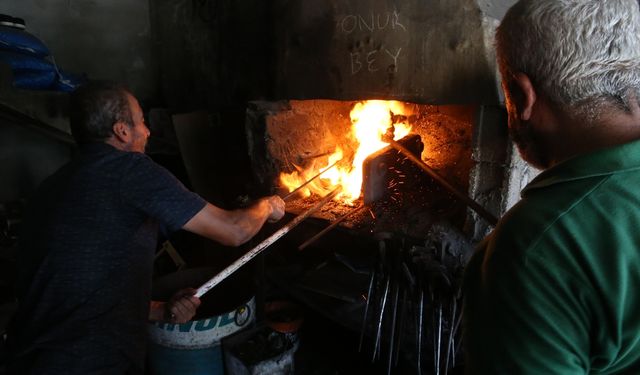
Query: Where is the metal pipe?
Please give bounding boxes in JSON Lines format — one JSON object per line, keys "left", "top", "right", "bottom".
{"left": 387, "top": 139, "right": 498, "bottom": 226}
{"left": 195, "top": 186, "right": 342, "bottom": 298}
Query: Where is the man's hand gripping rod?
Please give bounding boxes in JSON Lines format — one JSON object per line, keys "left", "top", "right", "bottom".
{"left": 195, "top": 185, "right": 342, "bottom": 298}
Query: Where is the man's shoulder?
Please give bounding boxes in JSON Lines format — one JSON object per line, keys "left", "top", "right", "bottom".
{"left": 515, "top": 165, "right": 616, "bottom": 220}
{"left": 105, "top": 150, "right": 169, "bottom": 179}
{"left": 484, "top": 167, "right": 640, "bottom": 267}
{"left": 106, "top": 149, "right": 154, "bottom": 166}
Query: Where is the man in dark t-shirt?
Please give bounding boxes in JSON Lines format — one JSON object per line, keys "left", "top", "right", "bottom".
{"left": 6, "top": 82, "right": 285, "bottom": 374}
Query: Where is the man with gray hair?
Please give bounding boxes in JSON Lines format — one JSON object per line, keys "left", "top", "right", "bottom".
{"left": 463, "top": 0, "right": 640, "bottom": 373}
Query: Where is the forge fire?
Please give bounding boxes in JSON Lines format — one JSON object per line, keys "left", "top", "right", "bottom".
{"left": 246, "top": 99, "right": 477, "bottom": 233}
{"left": 279, "top": 100, "right": 412, "bottom": 204}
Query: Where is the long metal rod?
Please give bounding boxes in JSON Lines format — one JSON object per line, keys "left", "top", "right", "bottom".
{"left": 394, "top": 288, "right": 407, "bottom": 367}
{"left": 388, "top": 139, "right": 499, "bottom": 226}
{"left": 387, "top": 281, "right": 400, "bottom": 375}
{"left": 373, "top": 275, "right": 391, "bottom": 362}
{"left": 282, "top": 159, "right": 341, "bottom": 201}
{"left": 445, "top": 298, "right": 457, "bottom": 375}
{"left": 359, "top": 264, "right": 377, "bottom": 352}
{"left": 436, "top": 303, "right": 443, "bottom": 375}
{"left": 298, "top": 204, "right": 366, "bottom": 251}
{"left": 417, "top": 290, "right": 424, "bottom": 375}
{"left": 195, "top": 186, "right": 342, "bottom": 298}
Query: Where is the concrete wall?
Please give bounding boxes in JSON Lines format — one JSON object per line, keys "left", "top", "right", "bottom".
{"left": 0, "top": 121, "right": 73, "bottom": 202}
{"left": 1, "top": 0, "right": 158, "bottom": 102}
{"left": 272, "top": 0, "right": 501, "bottom": 105}
{"left": 476, "top": 0, "right": 518, "bottom": 20}
{"left": 0, "top": 0, "right": 158, "bottom": 201}
{"left": 150, "top": 0, "right": 273, "bottom": 111}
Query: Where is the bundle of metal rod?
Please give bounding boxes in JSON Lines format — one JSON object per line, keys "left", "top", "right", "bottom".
{"left": 195, "top": 186, "right": 342, "bottom": 298}
{"left": 387, "top": 138, "right": 499, "bottom": 226}
{"left": 358, "top": 234, "right": 464, "bottom": 375}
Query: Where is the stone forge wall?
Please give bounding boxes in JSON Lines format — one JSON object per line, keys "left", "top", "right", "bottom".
{"left": 245, "top": 100, "right": 475, "bottom": 199}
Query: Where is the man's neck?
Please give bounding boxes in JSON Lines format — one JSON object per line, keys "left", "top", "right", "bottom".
{"left": 547, "top": 103, "right": 640, "bottom": 167}
{"left": 105, "top": 137, "right": 134, "bottom": 152}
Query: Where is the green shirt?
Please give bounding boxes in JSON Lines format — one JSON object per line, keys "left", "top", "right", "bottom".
{"left": 463, "top": 139, "right": 640, "bottom": 374}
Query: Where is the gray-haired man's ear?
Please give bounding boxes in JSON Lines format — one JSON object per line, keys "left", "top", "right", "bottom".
{"left": 512, "top": 72, "right": 537, "bottom": 121}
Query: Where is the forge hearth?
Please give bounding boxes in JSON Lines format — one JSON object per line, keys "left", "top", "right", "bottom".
{"left": 246, "top": 99, "right": 480, "bottom": 239}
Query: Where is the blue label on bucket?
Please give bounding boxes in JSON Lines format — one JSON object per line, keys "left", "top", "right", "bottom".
{"left": 148, "top": 296, "right": 256, "bottom": 349}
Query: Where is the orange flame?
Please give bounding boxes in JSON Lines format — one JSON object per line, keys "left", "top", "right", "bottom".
{"left": 280, "top": 100, "right": 411, "bottom": 204}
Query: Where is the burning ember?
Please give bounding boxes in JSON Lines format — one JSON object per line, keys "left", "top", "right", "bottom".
{"left": 280, "top": 100, "right": 412, "bottom": 204}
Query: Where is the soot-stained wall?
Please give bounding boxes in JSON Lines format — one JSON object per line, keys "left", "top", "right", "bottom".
{"left": 2, "top": 0, "right": 159, "bottom": 102}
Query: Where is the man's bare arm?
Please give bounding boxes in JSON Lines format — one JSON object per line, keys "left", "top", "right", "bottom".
{"left": 182, "top": 196, "right": 285, "bottom": 247}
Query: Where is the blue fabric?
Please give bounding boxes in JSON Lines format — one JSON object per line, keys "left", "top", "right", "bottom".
{"left": 7, "top": 143, "right": 206, "bottom": 373}
{"left": 0, "top": 50, "right": 54, "bottom": 72}
{"left": 53, "top": 70, "right": 87, "bottom": 92}
{"left": 0, "top": 25, "right": 50, "bottom": 57}
{"left": 12, "top": 70, "right": 56, "bottom": 89}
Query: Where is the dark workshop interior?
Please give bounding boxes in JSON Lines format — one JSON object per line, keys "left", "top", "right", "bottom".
{"left": 0, "top": 0, "right": 538, "bottom": 374}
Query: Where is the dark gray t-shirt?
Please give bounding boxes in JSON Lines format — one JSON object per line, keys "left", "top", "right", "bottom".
{"left": 8, "top": 143, "right": 206, "bottom": 373}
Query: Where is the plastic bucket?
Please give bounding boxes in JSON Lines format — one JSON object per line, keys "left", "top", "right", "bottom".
{"left": 147, "top": 268, "right": 256, "bottom": 375}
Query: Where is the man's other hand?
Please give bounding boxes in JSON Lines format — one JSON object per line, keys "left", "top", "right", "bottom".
{"left": 165, "top": 288, "right": 201, "bottom": 324}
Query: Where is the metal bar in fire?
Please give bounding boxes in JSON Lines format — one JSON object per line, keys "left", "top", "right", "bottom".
{"left": 195, "top": 186, "right": 342, "bottom": 298}
{"left": 387, "top": 138, "right": 499, "bottom": 226}
{"left": 282, "top": 159, "right": 342, "bottom": 201}
{"left": 297, "top": 204, "right": 367, "bottom": 251}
